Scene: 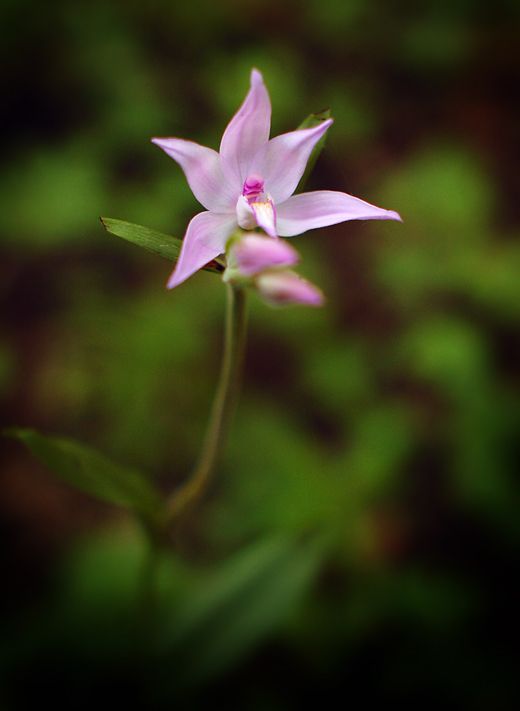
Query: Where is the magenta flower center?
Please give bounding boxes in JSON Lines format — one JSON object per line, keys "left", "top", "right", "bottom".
{"left": 242, "top": 174, "right": 265, "bottom": 202}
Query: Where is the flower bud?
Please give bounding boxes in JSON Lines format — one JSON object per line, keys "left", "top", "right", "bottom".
{"left": 256, "top": 270, "right": 324, "bottom": 307}
{"left": 224, "top": 233, "right": 299, "bottom": 283}
{"left": 232, "top": 234, "right": 299, "bottom": 276}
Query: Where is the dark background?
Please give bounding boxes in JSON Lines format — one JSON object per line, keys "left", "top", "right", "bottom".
{"left": 1, "top": 0, "right": 519, "bottom": 707}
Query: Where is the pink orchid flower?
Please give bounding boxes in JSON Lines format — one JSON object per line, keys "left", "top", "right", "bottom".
{"left": 152, "top": 69, "right": 401, "bottom": 289}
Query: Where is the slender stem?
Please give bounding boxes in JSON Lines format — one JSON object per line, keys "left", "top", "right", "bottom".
{"left": 166, "top": 284, "right": 247, "bottom": 524}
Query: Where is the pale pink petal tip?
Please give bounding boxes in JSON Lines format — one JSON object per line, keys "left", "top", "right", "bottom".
{"left": 150, "top": 137, "right": 236, "bottom": 212}
{"left": 276, "top": 191, "right": 403, "bottom": 237}
{"left": 256, "top": 271, "right": 325, "bottom": 307}
{"left": 166, "top": 212, "right": 236, "bottom": 289}
{"left": 251, "top": 68, "right": 264, "bottom": 84}
{"left": 232, "top": 235, "right": 299, "bottom": 277}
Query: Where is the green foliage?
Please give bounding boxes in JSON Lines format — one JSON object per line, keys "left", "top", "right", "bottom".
{"left": 297, "top": 108, "right": 333, "bottom": 131}
{"left": 158, "top": 536, "right": 324, "bottom": 685}
{"left": 100, "top": 217, "right": 223, "bottom": 271}
{"left": 1, "top": 525, "right": 324, "bottom": 698}
{"left": 0, "top": 145, "right": 106, "bottom": 247}
{"left": 5, "top": 428, "right": 163, "bottom": 521}
{"left": 216, "top": 404, "right": 342, "bottom": 539}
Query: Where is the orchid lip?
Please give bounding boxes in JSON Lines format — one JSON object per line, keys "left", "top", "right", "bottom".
{"left": 238, "top": 174, "right": 277, "bottom": 237}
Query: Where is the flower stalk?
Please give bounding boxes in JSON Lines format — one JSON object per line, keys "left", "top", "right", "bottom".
{"left": 165, "top": 283, "right": 247, "bottom": 524}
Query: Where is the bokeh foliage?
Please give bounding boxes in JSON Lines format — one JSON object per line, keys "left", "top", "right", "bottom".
{"left": 1, "top": 0, "right": 519, "bottom": 707}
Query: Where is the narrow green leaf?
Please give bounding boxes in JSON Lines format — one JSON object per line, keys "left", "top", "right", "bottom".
{"left": 295, "top": 108, "right": 332, "bottom": 193}
{"left": 297, "top": 107, "right": 332, "bottom": 131}
{"left": 5, "top": 428, "right": 163, "bottom": 520}
{"left": 100, "top": 217, "right": 224, "bottom": 272}
{"left": 158, "top": 536, "right": 325, "bottom": 685}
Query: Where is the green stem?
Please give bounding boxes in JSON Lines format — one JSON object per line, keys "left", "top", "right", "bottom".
{"left": 166, "top": 284, "right": 247, "bottom": 524}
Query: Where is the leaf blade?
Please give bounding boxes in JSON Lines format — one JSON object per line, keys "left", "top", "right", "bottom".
{"left": 159, "top": 536, "right": 325, "bottom": 685}
{"left": 6, "top": 428, "right": 163, "bottom": 520}
{"left": 100, "top": 217, "right": 224, "bottom": 272}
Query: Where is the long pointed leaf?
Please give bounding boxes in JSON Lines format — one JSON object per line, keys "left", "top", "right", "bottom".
{"left": 158, "top": 536, "right": 325, "bottom": 685}
{"left": 100, "top": 217, "right": 224, "bottom": 272}
{"left": 6, "top": 428, "right": 163, "bottom": 520}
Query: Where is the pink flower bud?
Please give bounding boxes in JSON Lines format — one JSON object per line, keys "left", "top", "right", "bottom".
{"left": 256, "top": 270, "right": 324, "bottom": 307}
{"left": 231, "top": 234, "right": 299, "bottom": 277}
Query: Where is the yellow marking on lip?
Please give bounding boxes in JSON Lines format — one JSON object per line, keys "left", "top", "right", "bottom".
{"left": 251, "top": 200, "right": 274, "bottom": 215}
{"left": 251, "top": 199, "right": 277, "bottom": 237}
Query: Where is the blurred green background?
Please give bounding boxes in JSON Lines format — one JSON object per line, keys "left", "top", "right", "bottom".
{"left": 1, "top": 0, "right": 519, "bottom": 707}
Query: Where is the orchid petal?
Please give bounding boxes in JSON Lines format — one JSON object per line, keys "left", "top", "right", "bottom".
{"left": 276, "top": 190, "right": 402, "bottom": 237}
{"left": 251, "top": 119, "right": 333, "bottom": 204}
{"left": 151, "top": 138, "right": 236, "bottom": 212}
{"left": 167, "top": 212, "right": 237, "bottom": 289}
{"left": 220, "top": 69, "right": 271, "bottom": 185}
